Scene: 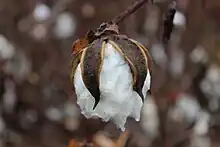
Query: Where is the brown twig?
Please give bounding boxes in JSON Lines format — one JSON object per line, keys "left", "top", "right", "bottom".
{"left": 94, "top": 0, "right": 150, "bottom": 37}
{"left": 112, "top": 0, "right": 149, "bottom": 24}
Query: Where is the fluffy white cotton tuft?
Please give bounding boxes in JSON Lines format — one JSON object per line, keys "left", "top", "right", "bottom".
{"left": 74, "top": 43, "right": 151, "bottom": 131}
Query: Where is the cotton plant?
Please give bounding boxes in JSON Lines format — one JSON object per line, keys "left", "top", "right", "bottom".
{"left": 200, "top": 64, "right": 220, "bottom": 112}
{"left": 168, "top": 93, "right": 211, "bottom": 136}
{"left": 69, "top": 2, "right": 155, "bottom": 143}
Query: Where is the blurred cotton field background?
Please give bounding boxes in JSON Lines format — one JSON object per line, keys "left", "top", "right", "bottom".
{"left": 1, "top": 0, "right": 220, "bottom": 147}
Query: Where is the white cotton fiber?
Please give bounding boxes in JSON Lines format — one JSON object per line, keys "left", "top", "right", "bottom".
{"left": 74, "top": 43, "right": 151, "bottom": 131}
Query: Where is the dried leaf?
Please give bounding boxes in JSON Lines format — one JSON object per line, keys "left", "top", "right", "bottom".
{"left": 93, "top": 130, "right": 130, "bottom": 147}
{"left": 115, "top": 130, "right": 130, "bottom": 147}
{"left": 72, "top": 38, "right": 89, "bottom": 55}
{"left": 68, "top": 139, "right": 80, "bottom": 147}
{"left": 93, "top": 133, "right": 116, "bottom": 147}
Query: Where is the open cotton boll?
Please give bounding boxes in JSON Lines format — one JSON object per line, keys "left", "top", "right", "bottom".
{"left": 0, "top": 35, "right": 15, "bottom": 60}
{"left": 54, "top": 12, "right": 76, "bottom": 39}
{"left": 33, "top": 3, "right": 51, "bottom": 22}
{"left": 193, "top": 111, "right": 210, "bottom": 136}
{"left": 74, "top": 43, "right": 151, "bottom": 131}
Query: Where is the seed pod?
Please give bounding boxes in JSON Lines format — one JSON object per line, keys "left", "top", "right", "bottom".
{"left": 70, "top": 23, "right": 152, "bottom": 131}
{"left": 72, "top": 34, "right": 151, "bottom": 108}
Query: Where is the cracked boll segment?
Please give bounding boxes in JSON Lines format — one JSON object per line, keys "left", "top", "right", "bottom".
{"left": 74, "top": 41, "right": 151, "bottom": 131}
{"left": 108, "top": 36, "right": 149, "bottom": 102}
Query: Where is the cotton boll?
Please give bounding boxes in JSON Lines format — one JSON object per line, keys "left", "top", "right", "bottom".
{"left": 4, "top": 50, "right": 31, "bottom": 82}
{"left": 172, "top": 94, "right": 201, "bottom": 124}
{"left": 74, "top": 43, "right": 151, "bottom": 131}
{"left": 3, "top": 79, "right": 17, "bottom": 113}
{"left": 200, "top": 64, "right": 220, "bottom": 111}
{"left": 173, "top": 11, "right": 186, "bottom": 28}
{"left": 193, "top": 111, "right": 210, "bottom": 136}
{"left": 151, "top": 43, "right": 167, "bottom": 67}
{"left": 200, "top": 79, "right": 212, "bottom": 96}
{"left": 141, "top": 96, "right": 159, "bottom": 139}
{"left": 0, "top": 35, "right": 15, "bottom": 60}
{"left": 54, "top": 12, "right": 76, "bottom": 39}
{"left": 190, "top": 46, "right": 208, "bottom": 63}
{"left": 45, "top": 107, "right": 63, "bottom": 122}
{"left": 206, "top": 64, "right": 220, "bottom": 83}
{"left": 30, "top": 24, "right": 47, "bottom": 40}
{"left": 81, "top": 3, "right": 96, "bottom": 19}
{"left": 33, "top": 3, "right": 51, "bottom": 22}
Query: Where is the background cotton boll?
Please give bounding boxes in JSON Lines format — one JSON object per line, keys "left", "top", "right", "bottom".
{"left": 74, "top": 42, "right": 151, "bottom": 131}
{"left": 54, "top": 12, "right": 76, "bottom": 39}
{"left": 4, "top": 50, "right": 31, "bottom": 82}
{"left": 206, "top": 64, "right": 220, "bottom": 83}
{"left": 193, "top": 111, "right": 210, "bottom": 136}
{"left": 200, "top": 80, "right": 212, "bottom": 94}
{"left": 45, "top": 107, "right": 63, "bottom": 122}
{"left": 151, "top": 43, "right": 167, "bottom": 67}
{"left": 169, "top": 49, "right": 184, "bottom": 77}
{"left": 30, "top": 24, "right": 47, "bottom": 40}
{"left": 173, "top": 11, "right": 186, "bottom": 28}
{"left": 190, "top": 45, "right": 208, "bottom": 63}
{"left": 3, "top": 79, "right": 17, "bottom": 113}
{"left": 0, "top": 35, "right": 15, "bottom": 60}
{"left": 141, "top": 96, "right": 159, "bottom": 139}
{"left": 81, "top": 3, "right": 96, "bottom": 19}
{"left": 171, "top": 93, "right": 201, "bottom": 124}
{"left": 33, "top": 3, "right": 51, "bottom": 22}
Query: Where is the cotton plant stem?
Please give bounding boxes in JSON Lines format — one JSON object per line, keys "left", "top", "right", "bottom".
{"left": 112, "top": 0, "right": 149, "bottom": 24}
